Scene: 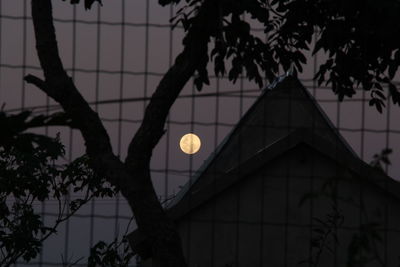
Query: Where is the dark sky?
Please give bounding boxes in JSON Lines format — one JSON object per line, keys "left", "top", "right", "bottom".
{"left": 1, "top": 0, "right": 399, "bottom": 265}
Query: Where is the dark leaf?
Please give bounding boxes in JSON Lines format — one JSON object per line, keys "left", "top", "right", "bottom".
{"left": 85, "top": 0, "right": 102, "bottom": 10}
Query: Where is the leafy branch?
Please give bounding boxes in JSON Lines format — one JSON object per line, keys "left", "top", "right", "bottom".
{"left": 0, "top": 111, "right": 117, "bottom": 266}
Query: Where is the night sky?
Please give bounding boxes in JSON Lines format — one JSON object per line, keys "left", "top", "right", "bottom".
{"left": 1, "top": 0, "right": 399, "bottom": 265}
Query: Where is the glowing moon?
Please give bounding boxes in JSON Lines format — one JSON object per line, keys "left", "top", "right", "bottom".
{"left": 180, "top": 133, "right": 201, "bottom": 154}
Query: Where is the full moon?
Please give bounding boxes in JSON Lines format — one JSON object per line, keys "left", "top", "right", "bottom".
{"left": 179, "top": 133, "right": 201, "bottom": 154}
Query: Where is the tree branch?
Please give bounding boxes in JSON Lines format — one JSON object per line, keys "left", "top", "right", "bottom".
{"left": 24, "top": 74, "right": 49, "bottom": 94}
{"left": 29, "top": 0, "right": 162, "bottom": 242}
{"left": 125, "top": 0, "right": 217, "bottom": 170}
{"left": 29, "top": 0, "right": 126, "bottom": 182}
{"left": 28, "top": 6, "right": 171, "bottom": 239}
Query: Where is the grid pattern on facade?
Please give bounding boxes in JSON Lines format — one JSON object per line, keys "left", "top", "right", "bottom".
{"left": 0, "top": 1, "right": 399, "bottom": 266}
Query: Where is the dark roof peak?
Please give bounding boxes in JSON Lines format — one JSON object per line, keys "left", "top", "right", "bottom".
{"left": 167, "top": 76, "right": 356, "bottom": 208}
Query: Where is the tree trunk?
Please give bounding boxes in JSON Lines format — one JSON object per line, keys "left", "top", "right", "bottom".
{"left": 27, "top": 1, "right": 217, "bottom": 266}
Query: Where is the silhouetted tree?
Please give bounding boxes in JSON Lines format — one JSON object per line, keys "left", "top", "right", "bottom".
{"left": 0, "top": 111, "right": 118, "bottom": 266}
{"left": 17, "top": 0, "right": 400, "bottom": 266}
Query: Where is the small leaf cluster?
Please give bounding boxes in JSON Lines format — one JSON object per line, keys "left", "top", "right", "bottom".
{"left": 299, "top": 204, "right": 344, "bottom": 267}
{"left": 0, "top": 202, "right": 49, "bottom": 264}
{"left": 62, "top": 0, "right": 102, "bottom": 10}
{"left": 347, "top": 222, "right": 384, "bottom": 267}
{"left": 370, "top": 148, "right": 392, "bottom": 173}
{"left": 0, "top": 111, "right": 117, "bottom": 265}
{"left": 88, "top": 237, "right": 134, "bottom": 267}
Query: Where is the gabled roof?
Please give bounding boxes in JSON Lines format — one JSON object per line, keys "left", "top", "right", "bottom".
{"left": 168, "top": 128, "right": 400, "bottom": 220}
{"left": 167, "top": 75, "right": 358, "bottom": 210}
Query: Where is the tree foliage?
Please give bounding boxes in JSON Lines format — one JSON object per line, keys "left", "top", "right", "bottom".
{"left": 0, "top": 111, "right": 117, "bottom": 266}
{"left": 168, "top": 0, "right": 400, "bottom": 111}
{"left": 88, "top": 236, "right": 134, "bottom": 267}
{"left": 63, "top": 0, "right": 400, "bottom": 110}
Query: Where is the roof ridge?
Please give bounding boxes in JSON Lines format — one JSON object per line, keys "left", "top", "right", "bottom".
{"left": 166, "top": 75, "right": 358, "bottom": 209}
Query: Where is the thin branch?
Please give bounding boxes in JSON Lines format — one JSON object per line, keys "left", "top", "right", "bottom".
{"left": 24, "top": 74, "right": 49, "bottom": 94}
{"left": 65, "top": 256, "right": 84, "bottom": 267}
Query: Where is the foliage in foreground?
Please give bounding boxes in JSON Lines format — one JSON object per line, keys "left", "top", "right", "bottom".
{"left": 0, "top": 110, "right": 118, "bottom": 266}
{"left": 64, "top": 0, "right": 400, "bottom": 113}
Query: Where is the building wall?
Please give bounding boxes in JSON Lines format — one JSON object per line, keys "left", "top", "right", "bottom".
{"left": 176, "top": 146, "right": 400, "bottom": 267}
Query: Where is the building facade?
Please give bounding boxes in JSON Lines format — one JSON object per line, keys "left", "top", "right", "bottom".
{"left": 130, "top": 76, "right": 400, "bottom": 267}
